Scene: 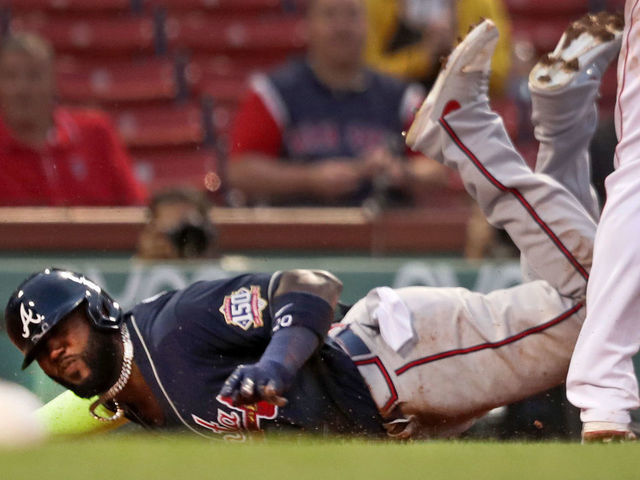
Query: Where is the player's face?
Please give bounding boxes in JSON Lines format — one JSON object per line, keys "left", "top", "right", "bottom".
{"left": 35, "top": 308, "right": 123, "bottom": 398}
{"left": 0, "top": 50, "right": 55, "bottom": 128}
{"left": 307, "top": 0, "right": 367, "bottom": 69}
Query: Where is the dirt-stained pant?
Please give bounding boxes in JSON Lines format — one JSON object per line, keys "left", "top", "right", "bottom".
{"left": 332, "top": 69, "right": 599, "bottom": 438}
{"left": 567, "top": 0, "right": 640, "bottom": 426}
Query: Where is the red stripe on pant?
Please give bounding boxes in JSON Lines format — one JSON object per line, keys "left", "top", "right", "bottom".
{"left": 395, "top": 302, "right": 583, "bottom": 375}
{"left": 439, "top": 117, "right": 590, "bottom": 281}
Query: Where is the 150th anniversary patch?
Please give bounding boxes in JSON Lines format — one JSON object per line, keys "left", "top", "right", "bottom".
{"left": 219, "top": 286, "right": 267, "bottom": 330}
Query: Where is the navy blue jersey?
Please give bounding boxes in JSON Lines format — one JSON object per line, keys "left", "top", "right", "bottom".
{"left": 126, "top": 273, "right": 384, "bottom": 440}
{"left": 267, "top": 59, "right": 413, "bottom": 161}
{"left": 243, "top": 59, "right": 424, "bottom": 205}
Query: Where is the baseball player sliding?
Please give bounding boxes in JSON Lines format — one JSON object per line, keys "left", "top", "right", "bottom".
{"left": 567, "top": 0, "right": 640, "bottom": 443}
{"left": 4, "top": 13, "right": 622, "bottom": 440}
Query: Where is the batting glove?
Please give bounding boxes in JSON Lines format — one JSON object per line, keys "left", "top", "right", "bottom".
{"left": 220, "top": 360, "right": 292, "bottom": 407}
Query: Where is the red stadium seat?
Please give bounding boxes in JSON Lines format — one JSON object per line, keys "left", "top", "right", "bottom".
{"left": 188, "top": 54, "right": 282, "bottom": 78}
{"left": 109, "top": 102, "right": 206, "bottom": 149}
{"left": 191, "top": 75, "right": 248, "bottom": 106}
{"left": 131, "top": 147, "right": 220, "bottom": 192}
{"left": 515, "top": 140, "right": 539, "bottom": 170}
{"left": 490, "top": 98, "right": 519, "bottom": 141}
{"left": 10, "top": 15, "right": 156, "bottom": 56}
{"left": 153, "top": 0, "right": 283, "bottom": 15}
{"left": 606, "top": 0, "right": 625, "bottom": 11}
{"left": 165, "top": 14, "right": 306, "bottom": 55}
{"left": 510, "top": 16, "right": 576, "bottom": 53}
{"left": 204, "top": 102, "right": 236, "bottom": 144}
{"left": 504, "top": 0, "right": 588, "bottom": 16}
{"left": 186, "top": 60, "right": 254, "bottom": 106}
{"left": 4, "top": 0, "right": 134, "bottom": 17}
{"left": 56, "top": 58, "right": 178, "bottom": 105}
{"left": 599, "top": 65, "right": 619, "bottom": 117}
{"left": 600, "top": 62, "right": 619, "bottom": 101}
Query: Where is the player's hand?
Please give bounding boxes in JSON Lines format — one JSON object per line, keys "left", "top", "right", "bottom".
{"left": 362, "top": 148, "right": 410, "bottom": 189}
{"left": 219, "top": 362, "right": 290, "bottom": 407}
{"left": 309, "top": 159, "right": 364, "bottom": 200}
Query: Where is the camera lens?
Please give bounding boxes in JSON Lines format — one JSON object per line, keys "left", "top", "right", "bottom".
{"left": 168, "top": 221, "right": 212, "bottom": 258}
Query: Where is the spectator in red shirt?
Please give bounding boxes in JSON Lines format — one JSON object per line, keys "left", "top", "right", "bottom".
{"left": 228, "top": 0, "right": 451, "bottom": 206}
{"left": 0, "top": 32, "right": 146, "bottom": 206}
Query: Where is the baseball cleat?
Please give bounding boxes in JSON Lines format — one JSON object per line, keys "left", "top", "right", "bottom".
{"left": 405, "top": 19, "right": 499, "bottom": 160}
{"left": 529, "top": 12, "right": 623, "bottom": 92}
{"left": 581, "top": 421, "right": 637, "bottom": 444}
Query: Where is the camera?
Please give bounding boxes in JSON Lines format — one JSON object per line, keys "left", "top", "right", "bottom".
{"left": 167, "top": 219, "right": 216, "bottom": 258}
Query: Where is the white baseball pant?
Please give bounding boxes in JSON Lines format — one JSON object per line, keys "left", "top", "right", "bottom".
{"left": 332, "top": 71, "right": 598, "bottom": 438}
{"left": 567, "top": 0, "right": 640, "bottom": 426}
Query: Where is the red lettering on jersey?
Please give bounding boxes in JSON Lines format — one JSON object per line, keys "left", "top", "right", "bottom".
{"left": 218, "top": 395, "right": 278, "bottom": 430}
{"left": 191, "top": 395, "right": 279, "bottom": 441}
{"left": 192, "top": 410, "right": 245, "bottom": 442}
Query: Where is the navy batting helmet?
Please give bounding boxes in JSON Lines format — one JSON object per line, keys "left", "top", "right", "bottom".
{"left": 4, "top": 268, "right": 122, "bottom": 369}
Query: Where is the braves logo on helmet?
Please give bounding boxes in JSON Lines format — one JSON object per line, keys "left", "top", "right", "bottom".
{"left": 19, "top": 302, "right": 45, "bottom": 339}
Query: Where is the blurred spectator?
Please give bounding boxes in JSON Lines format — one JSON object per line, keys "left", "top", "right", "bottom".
{"left": 0, "top": 32, "right": 146, "bottom": 206}
{"left": 228, "top": 0, "right": 453, "bottom": 207}
{"left": 137, "top": 188, "right": 218, "bottom": 260}
{"left": 365, "top": 0, "right": 512, "bottom": 94}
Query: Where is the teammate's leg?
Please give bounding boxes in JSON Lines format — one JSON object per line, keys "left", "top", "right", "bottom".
{"left": 567, "top": 1, "right": 640, "bottom": 442}
{"left": 406, "top": 20, "right": 595, "bottom": 301}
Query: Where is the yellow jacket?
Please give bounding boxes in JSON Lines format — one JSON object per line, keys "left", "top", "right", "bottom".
{"left": 365, "top": 0, "right": 512, "bottom": 94}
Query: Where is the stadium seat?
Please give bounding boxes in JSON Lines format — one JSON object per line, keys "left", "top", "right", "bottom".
{"left": 165, "top": 14, "right": 306, "bottom": 56}
{"left": 186, "top": 60, "right": 253, "bottom": 106}
{"left": 605, "top": 0, "right": 625, "bottom": 11}
{"left": 131, "top": 147, "right": 221, "bottom": 193}
{"left": 153, "top": 0, "right": 284, "bottom": 15}
{"left": 10, "top": 15, "right": 157, "bottom": 56}
{"left": 3, "top": 0, "right": 135, "bottom": 17}
{"left": 600, "top": 62, "right": 618, "bottom": 101}
{"left": 109, "top": 102, "right": 206, "bottom": 149}
{"left": 510, "top": 16, "right": 577, "bottom": 53}
{"left": 514, "top": 139, "right": 539, "bottom": 170}
{"left": 188, "top": 54, "right": 282, "bottom": 78}
{"left": 598, "top": 65, "right": 618, "bottom": 117}
{"left": 191, "top": 75, "right": 248, "bottom": 106}
{"left": 56, "top": 58, "right": 180, "bottom": 106}
{"left": 200, "top": 99, "right": 236, "bottom": 152}
{"left": 490, "top": 98, "right": 519, "bottom": 142}
{"left": 504, "top": 0, "right": 588, "bottom": 16}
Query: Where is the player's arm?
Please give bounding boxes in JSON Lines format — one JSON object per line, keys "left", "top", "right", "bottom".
{"left": 227, "top": 91, "right": 364, "bottom": 204}
{"left": 229, "top": 154, "right": 366, "bottom": 204}
{"left": 220, "top": 269, "right": 342, "bottom": 406}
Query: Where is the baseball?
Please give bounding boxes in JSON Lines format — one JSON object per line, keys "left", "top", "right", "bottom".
{"left": 0, "top": 380, "right": 46, "bottom": 448}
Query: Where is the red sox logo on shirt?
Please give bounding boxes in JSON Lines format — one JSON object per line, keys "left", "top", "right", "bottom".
{"left": 218, "top": 286, "right": 267, "bottom": 330}
{"left": 192, "top": 395, "right": 278, "bottom": 442}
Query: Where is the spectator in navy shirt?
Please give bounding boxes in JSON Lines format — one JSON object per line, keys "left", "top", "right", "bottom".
{"left": 228, "top": 0, "right": 452, "bottom": 206}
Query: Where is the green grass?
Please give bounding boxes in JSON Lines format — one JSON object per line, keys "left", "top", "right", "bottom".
{"left": 1, "top": 436, "right": 640, "bottom": 480}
